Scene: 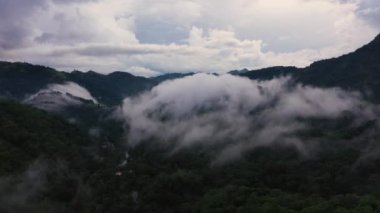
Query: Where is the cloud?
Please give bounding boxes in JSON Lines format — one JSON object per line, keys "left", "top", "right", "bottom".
{"left": 0, "top": 160, "right": 47, "bottom": 211}
{"left": 117, "top": 74, "right": 378, "bottom": 164}
{"left": 0, "top": 0, "right": 47, "bottom": 49}
{"left": 127, "top": 67, "right": 162, "bottom": 77}
{"left": 52, "top": 0, "right": 99, "bottom": 4}
{"left": 0, "top": 0, "right": 378, "bottom": 74}
{"left": 356, "top": 0, "right": 380, "bottom": 28}
{"left": 25, "top": 82, "right": 98, "bottom": 111}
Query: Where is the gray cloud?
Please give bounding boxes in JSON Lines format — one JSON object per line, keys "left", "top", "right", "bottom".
{"left": 118, "top": 74, "right": 379, "bottom": 164}
{"left": 135, "top": 18, "right": 189, "bottom": 45}
{"left": 0, "top": 0, "right": 378, "bottom": 74}
{"left": 52, "top": 0, "right": 98, "bottom": 4}
{"left": 0, "top": 0, "right": 47, "bottom": 49}
{"left": 357, "top": 0, "right": 380, "bottom": 28}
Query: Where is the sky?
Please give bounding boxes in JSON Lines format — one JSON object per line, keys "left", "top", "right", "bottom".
{"left": 0, "top": 0, "right": 379, "bottom": 76}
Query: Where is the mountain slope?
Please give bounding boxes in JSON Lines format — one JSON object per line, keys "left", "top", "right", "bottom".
{"left": 67, "top": 71, "right": 152, "bottom": 106}
{"left": 0, "top": 62, "right": 67, "bottom": 100}
{"left": 0, "top": 100, "right": 96, "bottom": 212}
{"left": 238, "top": 33, "right": 380, "bottom": 101}
{"left": 294, "top": 34, "right": 380, "bottom": 100}
{"left": 1, "top": 35, "right": 380, "bottom": 212}
{"left": 235, "top": 66, "right": 299, "bottom": 80}
{"left": 0, "top": 63, "right": 191, "bottom": 106}
{"left": 0, "top": 100, "right": 92, "bottom": 174}
{"left": 3, "top": 100, "right": 380, "bottom": 212}
{"left": 1, "top": 33, "right": 379, "bottom": 106}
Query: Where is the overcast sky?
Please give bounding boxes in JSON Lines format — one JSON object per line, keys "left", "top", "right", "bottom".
{"left": 0, "top": 0, "right": 379, "bottom": 76}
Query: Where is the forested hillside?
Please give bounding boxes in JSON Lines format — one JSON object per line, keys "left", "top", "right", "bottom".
{"left": 1, "top": 99, "right": 380, "bottom": 212}
{"left": 0, "top": 62, "right": 190, "bottom": 106}
{"left": 1, "top": 34, "right": 380, "bottom": 213}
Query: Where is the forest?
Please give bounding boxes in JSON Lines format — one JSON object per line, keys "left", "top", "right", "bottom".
{"left": 0, "top": 34, "right": 379, "bottom": 213}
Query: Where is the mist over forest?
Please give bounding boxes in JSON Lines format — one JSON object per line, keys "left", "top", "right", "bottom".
{"left": 1, "top": 0, "right": 380, "bottom": 212}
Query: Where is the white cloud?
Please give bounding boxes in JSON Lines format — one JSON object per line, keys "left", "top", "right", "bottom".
{"left": 0, "top": 0, "right": 378, "bottom": 74}
{"left": 117, "top": 74, "right": 378, "bottom": 163}
{"left": 25, "top": 82, "right": 98, "bottom": 111}
{"left": 127, "top": 67, "right": 162, "bottom": 77}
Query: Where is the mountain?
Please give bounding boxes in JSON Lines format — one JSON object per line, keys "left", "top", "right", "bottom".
{"left": 150, "top": 72, "right": 194, "bottom": 83}
{"left": 1, "top": 34, "right": 380, "bottom": 212}
{"left": 237, "top": 33, "right": 380, "bottom": 101}
{"left": 0, "top": 100, "right": 95, "bottom": 212}
{"left": 67, "top": 70, "right": 152, "bottom": 106}
{"left": 0, "top": 62, "right": 67, "bottom": 100}
{"left": 0, "top": 62, "right": 191, "bottom": 106}
{"left": 235, "top": 66, "right": 299, "bottom": 81}
{"left": 2, "top": 99, "right": 380, "bottom": 212}
{"left": 294, "top": 34, "right": 380, "bottom": 100}
{"left": 2, "top": 33, "right": 379, "bottom": 108}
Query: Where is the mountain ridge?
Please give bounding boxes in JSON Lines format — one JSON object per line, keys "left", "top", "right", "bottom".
{"left": 239, "top": 33, "right": 380, "bottom": 101}
{"left": 0, "top": 34, "right": 380, "bottom": 213}
{"left": 0, "top": 33, "right": 379, "bottom": 105}
{"left": 0, "top": 62, "right": 191, "bottom": 106}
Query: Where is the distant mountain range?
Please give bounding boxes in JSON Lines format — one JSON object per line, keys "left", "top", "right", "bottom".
{"left": 0, "top": 62, "right": 191, "bottom": 106}
{"left": 0, "top": 33, "right": 379, "bottom": 107}
{"left": 1, "top": 34, "right": 380, "bottom": 213}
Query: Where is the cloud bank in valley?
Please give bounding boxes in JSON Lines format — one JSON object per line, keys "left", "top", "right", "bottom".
{"left": 118, "top": 74, "right": 379, "bottom": 163}
{"left": 25, "top": 82, "right": 98, "bottom": 111}
{"left": 0, "top": 160, "right": 47, "bottom": 211}
{"left": 0, "top": 0, "right": 379, "bottom": 75}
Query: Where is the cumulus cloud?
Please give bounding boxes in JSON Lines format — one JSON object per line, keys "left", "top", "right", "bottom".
{"left": 127, "top": 67, "right": 162, "bottom": 77}
{"left": 0, "top": 0, "right": 47, "bottom": 49}
{"left": 25, "top": 82, "right": 98, "bottom": 111}
{"left": 0, "top": 0, "right": 378, "bottom": 74}
{"left": 118, "top": 74, "right": 378, "bottom": 164}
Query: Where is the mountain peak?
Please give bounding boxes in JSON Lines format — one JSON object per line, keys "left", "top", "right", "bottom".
{"left": 374, "top": 33, "right": 380, "bottom": 42}
{"left": 356, "top": 33, "right": 380, "bottom": 52}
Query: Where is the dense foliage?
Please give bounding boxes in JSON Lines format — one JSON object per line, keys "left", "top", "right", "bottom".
{"left": 0, "top": 62, "right": 66, "bottom": 99}
{"left": 1, "top": 100, "right": 380, "bottom": 212}
{"left": 1, "top": 34, "right": 380, "bottom": 212}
